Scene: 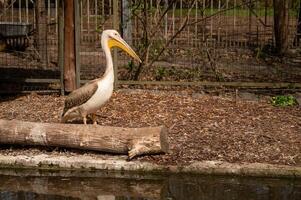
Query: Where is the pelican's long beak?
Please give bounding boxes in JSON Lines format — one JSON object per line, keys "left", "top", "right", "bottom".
{"left": 108, "top": 36, "right": 142, "bottom": 63}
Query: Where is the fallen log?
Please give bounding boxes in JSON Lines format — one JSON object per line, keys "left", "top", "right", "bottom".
{"left": 0, "top": 119, "right": 168, "bottom": 159}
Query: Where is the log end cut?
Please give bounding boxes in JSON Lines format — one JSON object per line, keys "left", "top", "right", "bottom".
{"left": 128, "top": 126, "right": 169, "bottom": 160}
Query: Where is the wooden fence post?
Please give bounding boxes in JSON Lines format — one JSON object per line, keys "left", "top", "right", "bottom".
{"left": 64, "top": 0, "right": 76, "bottom": 92}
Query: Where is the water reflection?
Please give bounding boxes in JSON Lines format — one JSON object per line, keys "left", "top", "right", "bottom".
{"left": 0, "top": 169, "right": 300, "bottom": 200}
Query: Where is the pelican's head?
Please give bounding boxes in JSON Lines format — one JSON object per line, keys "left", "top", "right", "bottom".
{"left": 102, "top": 29, "right": 141, "bottom": 63}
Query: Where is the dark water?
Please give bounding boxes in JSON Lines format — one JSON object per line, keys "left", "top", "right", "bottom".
{"left": 0, "top": 168, "right": 300, "bottom": 200}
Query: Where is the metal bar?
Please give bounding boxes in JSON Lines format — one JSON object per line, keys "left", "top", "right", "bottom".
{"left": 202, "top": 0, "right": 205, "bottom": 42}
{"left": 180, "top": 0, "right": 182, "bottom": 19}
{"left": 264, "top": 0, "right": 268, "bottom": 45}
{"left": 172, "top": 1, "right": 175, "bottom": 45}
{"left": 210, "top": 0, "right": 213, "bottom": 39}
{"left": 87, "top": 0, "right": 90, "bottom": 34}
{"left": 33, "top": 0, "right": 36, "bottom": 28}
{"left": 164, "top": 0, "right": 168, "bottom": 40}
{"left": 75, "top": 0, "right": 81, "bottom": 88}
{"left": 48, "top": 0, "right": 51, "bottom": 29}
{"left": 195, "top": 0, "right": 198, "bottom": 47}
{"left": 58, "top": 0, "right": 65, "bottom": 95}
{"left": 18, "top": 0, "right": 21, "bottom": 22}
{"left": 225, "top": 0, "right": 228, "bottom": 48}
{"left": 95, "top": 0, "right": 98, "bottom": 30}
{"left": 55, "top": 0, "right": 58, "bottom": 34}
{"left": 248, "top": 0, "right": 252, "bottom": 45}
{"left": 218, "top": 0, "right": 221, "bottom": 45}
{"left": 109, "top": 0, "right": 112, "bottom": 15}
{"left": 122, "top": 0, "right": 132, "bottom": 45}
{"left": 80, "top": 0, "right": 83, "bottom": 34}
{"left": 11, "top": 0, "right": 14, "bottom": 22}
{"left": 113, "top": 0, "right": 119, "bottom": 88}
{"left": 102, "top": 0, "right": 105, "bottom": 25}
{"left": 233, "top": 0, "right": 236, "bottom": 38}
{"left": 26, "top": 0, "right": 29, "bottom": 23}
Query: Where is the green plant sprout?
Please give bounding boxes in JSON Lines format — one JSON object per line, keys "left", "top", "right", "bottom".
{"left": 271, "top": 95, "right": 297, "bottom": 107}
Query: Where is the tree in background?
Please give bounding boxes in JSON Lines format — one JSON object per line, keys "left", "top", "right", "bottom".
{"left": 273, "top": 0, "right": 289, "bottom": 55}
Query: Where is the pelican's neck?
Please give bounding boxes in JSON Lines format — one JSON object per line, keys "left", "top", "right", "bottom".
{"left": 101, "top": 36, "right": 114, "bottom": 81}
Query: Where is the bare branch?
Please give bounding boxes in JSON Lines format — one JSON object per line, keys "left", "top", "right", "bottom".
{"left": 148, "top": 0, "right": 197, "bottom": 68}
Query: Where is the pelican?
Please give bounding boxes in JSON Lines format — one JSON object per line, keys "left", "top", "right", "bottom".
{"left": 61, "top": 30, "right": 141, "bottom": 124}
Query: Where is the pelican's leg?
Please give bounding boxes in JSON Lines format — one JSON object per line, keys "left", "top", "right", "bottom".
{"left": 79, "top": 108, "right": 88, "bottom": 125}
{"left": 83, "top": 116, "right": 87, "bottom": 125}
{"left": 92, "top": 113, "right": 97, "bottom": 125}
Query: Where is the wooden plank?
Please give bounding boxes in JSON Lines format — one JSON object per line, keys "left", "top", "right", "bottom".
{"left": 0, "top": 90, "right": 60, "bottom": 94}
{"left": 0, "top": 78, "right": 60, "bottom": 83}
{"left": 116, "top": 80, "right": 301, "bottom": 89}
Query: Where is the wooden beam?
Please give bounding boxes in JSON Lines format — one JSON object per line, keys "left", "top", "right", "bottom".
{"left": 64, "top": 0, "right": 76, "bottom": 92}
{"left": 0, "top": 119, "right": 169, "bottom": 160}
{"left": 117, "top": 80, "right": 301, "bottom": 89}
{"left": 0, "top": 78, "right": 60, "bottom": 83}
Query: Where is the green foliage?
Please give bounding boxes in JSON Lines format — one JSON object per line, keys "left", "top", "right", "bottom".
{"left": 125, "top": 60, "right": 135, "bottom": 72}
{"left": 155, "top": 66, "right": 167, "bottom": 81}
{"left": 271, "top": 95, "right": 297, "bottom": 107}
{"left": 255, "top": 44, "right": 273, "bottom": 59}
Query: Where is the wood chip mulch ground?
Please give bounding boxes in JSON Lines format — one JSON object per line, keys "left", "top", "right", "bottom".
{"left": 0, "top": 90, "right": 300, "bottom": 166}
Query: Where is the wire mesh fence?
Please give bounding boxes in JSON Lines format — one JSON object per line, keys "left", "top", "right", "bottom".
{"left": 78, "top": 0, "right": 301, "bottom": 85}
{"left": 0, "top": 0, "right": 60, "bottom": 92}
{"left": 118, "top": 0, "right": 301, "bottom": 83}
{"left": 0, "top": 0, "right": 300, "bottom": 93}
{"left": 79, "top": 0, "right": 113, "bottom": 81}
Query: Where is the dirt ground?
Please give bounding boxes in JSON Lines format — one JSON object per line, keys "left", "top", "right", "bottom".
{"left": 0, "top": 89, "right": 300, "bottom": 167}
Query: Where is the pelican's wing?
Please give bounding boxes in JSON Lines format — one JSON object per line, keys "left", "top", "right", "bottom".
{"left": 62, "top": 80, "right": 98, "bottom": 116}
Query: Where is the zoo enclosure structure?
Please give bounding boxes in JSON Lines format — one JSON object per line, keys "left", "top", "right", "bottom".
{"left": 0, "top": 0, "right": 300, "bottom": 94}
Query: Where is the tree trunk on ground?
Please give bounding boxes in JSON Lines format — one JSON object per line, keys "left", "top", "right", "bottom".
{"left": 64, "top": 0, "right": 76, "bottom": 92}
{"left": 0, "top": 119, "right": 169, "bottom": 159}
{"left": 273, "top": 0, "right": 289, "bottom": 55}
{"left": 34, "top": 0, "right": 48, "bottom": 68}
